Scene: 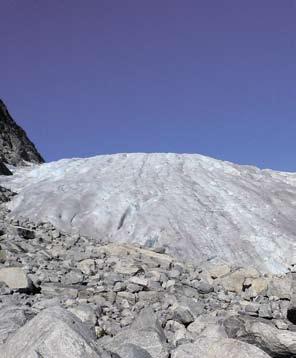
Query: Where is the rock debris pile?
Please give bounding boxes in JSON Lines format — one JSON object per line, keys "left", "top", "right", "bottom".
{"left": 0, "top": 191, "right": 295, "bottom": 357}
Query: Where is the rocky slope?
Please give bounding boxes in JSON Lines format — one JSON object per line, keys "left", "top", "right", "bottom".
{"left": 0, "top": 190, "right": 295, "bottom": 357}
{"left": 1, "top": 153, "right": 296, "bottom": 273}
{"left": 0, "top": 99, "right": 44, "bottom": 166}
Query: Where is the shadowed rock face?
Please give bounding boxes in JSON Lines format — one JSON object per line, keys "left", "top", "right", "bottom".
{"left": 1, "top": 152, "right": 296, "bottom": 273}
{"left": 0, "top": 162, "right": 12, "bottom": 176}
{"left": 0, "top": 99, "right": 44, "bottom": 166}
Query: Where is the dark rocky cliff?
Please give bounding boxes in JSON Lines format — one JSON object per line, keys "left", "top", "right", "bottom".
{"left": 0, "top": 99, "right": 44, "bottom": 167}
{"left": 0, "top": 162, "right": 12, "bottom": 176}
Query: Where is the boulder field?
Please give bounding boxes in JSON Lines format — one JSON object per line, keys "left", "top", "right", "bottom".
{"left": 0, "top": 188, "right": 295, "bottom": 357}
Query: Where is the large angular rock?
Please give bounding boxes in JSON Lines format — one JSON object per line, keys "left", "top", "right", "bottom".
{"left": 97, "top": 244, "right": 173, "bottom": 270}
{"left": 114, "top": 261, "right": 140, "bottom": 275}
{"left": 104, "top": 329, "right": 168, "bottom": 358}
{"left": 109, "top": 343, "right": 152, "bottom": 358}
{"left": 171, "top": 304, "right": 195, "bottom": 325}
{"left": 194, "top": 280, "right": 214, "bottom": 294}
{"left": 0, "top": 305, "right": 28, "bottom": 345}
{"left": 204, "top": 263, "right": 231, "bottom": 279}
{"left": 267, "top": 276, "right": 293, "bottom": 300}
{"left": 104, "top": 307, "right": 168, "bottom": 358}
{"left": 244, "top": 277, "right": 268, "bottom": 297}
{"left": 187, "top": 312, "right": 227, "bottom": 339}
{"left": 173, "top": 296, "right": 205, "bottom": 319}
{"left": 68, "top": 304, "right": 97, "bottom": 328}
{"left": 218, "top": 268, "right": 259, "bottom": 293}
{"left": 239, "top": 320, "right": 296, "bottom": 357}
{"left": 77, "top": 259, "right": 96, "bottom": 275}
{"left": 2, "top": 306, "right": 101, "bottom": 358}
{"left": 0, "top": 267, "right": 33, "bottom": 291}
{"left": 130, "top": 307, "right": 167, "bottom": 343}
{"left": 171, "top": 337, "right": 270, "bottom": 358}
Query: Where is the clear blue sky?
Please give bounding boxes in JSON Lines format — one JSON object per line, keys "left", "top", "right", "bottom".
{"left": 1, "top": 1, "right": 296, "bottom": 171}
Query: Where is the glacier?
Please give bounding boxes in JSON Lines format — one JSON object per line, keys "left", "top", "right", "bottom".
{"left": 1, "top": 152, "right": 296, "bottom": 273}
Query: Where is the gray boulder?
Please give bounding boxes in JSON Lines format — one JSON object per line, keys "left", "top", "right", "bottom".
{"left": 0, "top": 267, "right": 34, "bottom": 292}
{"left": 218, "top": 268, "right": 259, "bottom": 294}
{"left": 239, "top": 320, "right": 296, "bottom": 357}
{"left": 104, "top": 307, "right": 168, "bottom": 358}
{"left": 267, "top": 276, "right": 293, "bottom": 300}
{"left": 103, "top": 330, "right": 168, "bottom": 358}
{"left": 68, "top": 304, "right": 97, "bottom": 328}
{"left": 171, "top": 337, "right": 271, "bottom": 358}
{"left": 0, "top": 305, "right": 28, "bottom": 344}
{"left": 130, "top": 306, "right": 166, "bottom": 342}
{"left": 194, "top": 280, "right": 214, "bottom": 294}
{"left": 2, "top": 306, "right": 101, "bottom": 358}
{"left": 187, "top": 312, "right": 227, "bottom": 339}
{"left": 108, "top": 343, "right": 152, "bottom": 358}
{"left": 171, "top": 304, "right": 195, "bottom": 325}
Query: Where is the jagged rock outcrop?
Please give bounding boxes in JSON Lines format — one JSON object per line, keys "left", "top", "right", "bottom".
{"left": 0, "top": 99, "right": 44, "bottom": 166}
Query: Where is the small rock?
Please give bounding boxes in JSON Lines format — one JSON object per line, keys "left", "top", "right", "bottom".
{"left": 206, "top": 264, "right": 231, "bottom": 279}
{"left": 77, "top": 259, "right": 96, "bottom": 275}
{"left": 172, "top": 304, "right": 194, "bottom": 325}
{"left": 126, "top": 283, "right": 143, "bottom": 293}
{"left": 194, "top": 281, "right": 214, "bottom": 294}
{"left": 0, "top": 267, "right": 34, "bottom": 292}
{"left": 218, "top": 267, "right": 259, "bottom": 293}
{"left": 117, "top": 292, "right": 136, "bottom": 305}
{"left": 62, "top": 270, "right": 84, "bottom": 285}
{"left": 128, "top": 276, "right": 148, "bottom": 288}
{"left": 16, "top": 227, "right": 35, "bottom": 240}
{"left": 274, "top": 320, "right": 289, "bottom": 330}
{"left": 244, "top": 303, "right": 260, "bottom": 316}
{"left": 258, "top": 304, "right": 273, "bottom": 319}
{"left": 68, "top": 304, "right": 97, "bottom": 328}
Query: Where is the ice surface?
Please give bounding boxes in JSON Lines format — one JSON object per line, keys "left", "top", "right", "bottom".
{"left": 1, "top": 153, "right": 295, "bottom": 273}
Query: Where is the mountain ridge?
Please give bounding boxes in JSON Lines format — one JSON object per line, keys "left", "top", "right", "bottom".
{"left": 0, "top": 99, "right": 44, "bottom": 166}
